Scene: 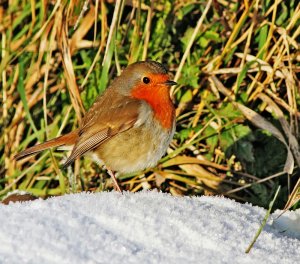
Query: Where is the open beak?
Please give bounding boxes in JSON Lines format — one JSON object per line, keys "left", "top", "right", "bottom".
{"left": 164, "top": 80, "right": 177, "bottom": 86}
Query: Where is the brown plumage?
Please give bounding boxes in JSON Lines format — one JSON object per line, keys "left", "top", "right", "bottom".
{"left": 14, "top": 130, "right": 79, "bottom": 160}
{"left": 15, "top": 61, "right": 177, "bottom": 192}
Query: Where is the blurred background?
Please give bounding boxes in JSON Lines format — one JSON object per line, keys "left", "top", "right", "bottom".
{"left": 0, "top": 0, "right": 299, "bottom": 210}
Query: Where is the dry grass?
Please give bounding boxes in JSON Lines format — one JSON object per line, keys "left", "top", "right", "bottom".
{"left": 0, "top": 0, "right": 300, "bottom": 210}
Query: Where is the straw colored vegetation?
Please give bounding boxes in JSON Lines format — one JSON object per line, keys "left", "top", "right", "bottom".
{"left": 0, "top": 0, "right": 299, "bottom": 210}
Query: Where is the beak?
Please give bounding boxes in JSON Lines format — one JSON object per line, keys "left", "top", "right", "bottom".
{"left": 164, "top": 80, "right": 177, "bottom": 86}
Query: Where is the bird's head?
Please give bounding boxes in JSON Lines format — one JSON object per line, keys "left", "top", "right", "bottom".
{"left": 112, "top": 61, "right": 177, "bottom": 97}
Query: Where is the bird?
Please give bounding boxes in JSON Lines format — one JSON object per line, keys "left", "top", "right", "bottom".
{"left": 15, "top": 61, "right": 177, "bottom": 192}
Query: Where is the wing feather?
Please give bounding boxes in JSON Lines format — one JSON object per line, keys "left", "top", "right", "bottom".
{"left": 63, "top": 90, "right": 143, "bottom": 167}
{"left": 63, "top": 128, "right": 110, "bottom": 167}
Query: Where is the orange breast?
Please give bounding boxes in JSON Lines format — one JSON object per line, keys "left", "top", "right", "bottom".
{"left": 131, "top": 84, "right": 175, "bottom": 129}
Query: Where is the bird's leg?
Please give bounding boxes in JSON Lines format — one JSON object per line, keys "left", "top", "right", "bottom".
{"left": 107, "top": 169, "right": 122, "bottom": 193}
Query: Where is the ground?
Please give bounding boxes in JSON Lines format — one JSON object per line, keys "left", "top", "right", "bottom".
{"left": 0, "top": 191, "right": 299, "bottom": 264}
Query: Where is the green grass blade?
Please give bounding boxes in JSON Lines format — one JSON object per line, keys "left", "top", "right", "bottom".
{"left": 245, "top": 186, "right": 281, "bottom": 253}
{"left": 17, "top": 60, "right": 39, "bottom": 138}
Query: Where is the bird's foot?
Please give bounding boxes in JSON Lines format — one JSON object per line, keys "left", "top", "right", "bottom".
{"left": 107, "top": 169, "right": 122, "bottom": 193}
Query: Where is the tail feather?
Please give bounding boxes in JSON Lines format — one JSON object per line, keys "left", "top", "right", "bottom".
{"left": 14, "top": 130, "right": 78, "bottom": 161}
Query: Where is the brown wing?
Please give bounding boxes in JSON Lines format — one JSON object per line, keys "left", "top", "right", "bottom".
{"left": 63, "top": 89, "right": 141, "bottom": 167}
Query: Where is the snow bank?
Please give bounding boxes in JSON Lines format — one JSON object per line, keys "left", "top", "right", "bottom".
{"left": 0, "top": 191, "right": 299, "bottom": 264}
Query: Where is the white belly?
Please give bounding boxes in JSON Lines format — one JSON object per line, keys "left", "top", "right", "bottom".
{"left": 91, "top": 117, "right": 175, "bottom": 174}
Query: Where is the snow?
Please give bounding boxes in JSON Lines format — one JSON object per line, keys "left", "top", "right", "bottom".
{"left": 0, "top": 191, "right": 299, "bottom": 264}
{"left": 273, "top": 209, "right": 300, "bottom": 240}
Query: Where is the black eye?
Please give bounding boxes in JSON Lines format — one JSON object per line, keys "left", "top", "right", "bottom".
{"left": 143, "top": 77, "right": 150, "bottom": 84}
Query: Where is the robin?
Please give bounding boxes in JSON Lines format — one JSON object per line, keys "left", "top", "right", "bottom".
{"left": 15, "top": 61, "right": 177, "bottom": 192}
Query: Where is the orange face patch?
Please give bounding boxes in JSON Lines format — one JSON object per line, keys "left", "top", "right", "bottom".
{"left": 131, "top": 74, "right": 175, "bottom": 129}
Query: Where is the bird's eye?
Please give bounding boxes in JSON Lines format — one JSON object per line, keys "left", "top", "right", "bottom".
{"left": 143, "top": 77, "right": 150, "bottom": 84}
